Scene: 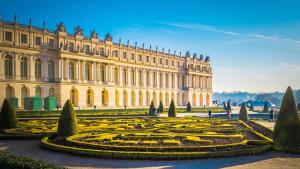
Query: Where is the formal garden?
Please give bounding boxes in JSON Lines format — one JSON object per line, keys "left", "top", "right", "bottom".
{"left": 0, "top": 87, "right": 299, "bottom": 168}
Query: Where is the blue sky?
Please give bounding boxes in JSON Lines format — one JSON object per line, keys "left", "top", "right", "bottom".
{"left": 1, "top": 0, "right": 300, "bottom": 92}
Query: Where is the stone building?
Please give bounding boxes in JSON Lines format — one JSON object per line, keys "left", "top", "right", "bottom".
{"left": 0, "top": 18, "right": 212, "bottom": 109}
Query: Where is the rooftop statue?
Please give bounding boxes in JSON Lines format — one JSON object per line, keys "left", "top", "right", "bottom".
{"left": 193, "top": 53, "right": 197, "bottom": 59}
{"left": 185, "top": 51, "right": 190, "bottom": 57}
{"left": 200, "top": 54, "right": 204, "bottom": 60}
{"left": 205, "top": 56, "right": 210, "bottom": 62}
{"left": 105, "top": 33, "right": 112, "bottom": 41}
{"left": 74, "top": 26, "right": 83, "bottom": 36}
{"left": 90, "top": 30, "right": 98, "bottom": 39}
{"left": 57, "top": 22, "right": 66, "bottom": 32}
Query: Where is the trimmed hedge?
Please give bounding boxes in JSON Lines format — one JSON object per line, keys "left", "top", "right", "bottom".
{"left": 239, "top": 102, "right": 248, "bottom": 121}
{"left": 168, "top": 99, "right": 176, "bottom": 117}
{"left": 0, "top": 99, "right": 18, "bottom": 129}
{"left": 186, "top": 102, "right": 192, "bottom": 112}
{"left": 57, "top": 100, "right": 78, "bottom": 137}
{"left": 0, "top": 150, "right": 65, "bottom": 169}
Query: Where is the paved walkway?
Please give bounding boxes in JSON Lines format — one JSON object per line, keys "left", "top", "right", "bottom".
{"left": 0, "top": 139, "right": 299, "bottom": 169}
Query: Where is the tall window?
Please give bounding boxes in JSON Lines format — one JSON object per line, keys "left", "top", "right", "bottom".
{"left": 160, "top": 73, "right": 163, "bottom": 88}
{"left": 69, "top": 42, "right": 74, "bottom": 51}
{"left": 131, "top": 53, "right": 135, "bottom": 60}
{"left": 85, "top": 63, "right": 91, "bottom": 81}
{"left": 123, "top": 52, "right": 127, "bottom": 59}
{"left": 48, "top": 60, "right": 54, "bottom": 81}
{"left": 139, "top": 91, "right": 143, "bottom": 106}
{"left": 21, "top": 34, "right": 28, "bottom": 44}
{"left": 146, "top": 71, "right": 150, "bottom": 86}
{"left": 139, "top": 54, "right": 142, "bottom": 61}
{"left": 112, "top": 50, "right": 118, "bottom": 57}
{"left": 171, "top": 74, "right": 174, "bottom": 88}
{"left": 100, "top": 65, "right": 105, "bottom": 82}
{"left": 85, "top": 45, "right": 90, "bottom": 54}
{"left": 4, "top": 55, "right": 13, "bottom": 78}
{"left": 69, "top": 62, "right": 75, "bottom": 80}
{"left": 35, "top": 36, "right": 41, "bottom": 45}
{"left": 165, "top": 73, "right": 169, "bottom": 88}
{"left": 49, "top": 88, "right": 55, "bottom": 96}
{"left": 5, "top": 31, "right": 12, "bottom": 41}
{"left": 36, "top": 87, "right": 41, "bottom": 97}
{"left": 139, "top": 70, "right": 143, "bottom": 86}
{"left": 123, "top": 90, "right": 127, "bottom": 106}
{"left": 153, "top": 72, "right": 157, "bottom": 87}
{"left": 86, "top": 89, "right": 94, "bottom": 107}
{"left": 131, "top": 91, "right": 136, "bottom": 106}
{"left": 35, "top": 59, "right": 42, "bottom": 79}
{"left": 114, "top": 67, "right": 118, "bottom": 84}
{"left": 131, "top": 69, "right": 135, "bottom": 85}
{"left": 20, "top": 57, "right": 28, "bottom": 78}
{"left": 123, "top": 68, "right": 127, "bottom": 84}
{"left": 6, "top": 86, "right": 14, "bottom": 98}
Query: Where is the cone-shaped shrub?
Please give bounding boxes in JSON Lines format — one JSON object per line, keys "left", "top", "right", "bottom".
{"left": 249, "top": 101, "right": 254, "bottom": 111}
{"left": 0, "top": 99, "right": 18, "bottom": 129}
{"left": 149, "top": 100, "right": 156, "bottom": 116}
{"left": 186, "top": 102, "right": 192, "bottom": 112}
{"left": 298, "top": 103, "right": 300, "bottom": 111}
{"left": 273, "top": 86, "right": 300, "bottom": 150}
{"left": 57, "top": 100, "right": 78, "bottom": 137}
{"left": 158, "top": 101, "right": 164, "bottom": 113}
{"left": 168, "top": 99, "right": 176, "bottom": 117}
{"left": 263, "top": 101, "right": 269, "bottom": 113}
{"left": 239, "top": 102, "right": 248, "bottom": 121}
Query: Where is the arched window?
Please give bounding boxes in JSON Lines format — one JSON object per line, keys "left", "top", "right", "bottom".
{"left": 86, "top": 89, "right": 94, "bottom": 107}
{"left": 200, "top": 94, "right": 203, "bottom": 106}
{"left": 165, "top": 92, "right": 169, "bottom": 106}
{"left": 131, "top": 91, "right": 136, "bottom": 106}
{"left": 123, "top": 68, "right": 127, "bottom": 84}
{"left": 123, "top": 90, "right": 127, "bottom": 106}
{"left": 20, "top": 57, "right": 28, "bottom": 78}
{"left": 159, "top": 92, "right": 163, "bottom": 102}
{"left": 100, "top": 65, "right": 105, "bottom": 82}
{"left": 69, "top": 61, "right": 75, "bottom": 80}
{"left": 21, "top": 87, "right": 29, "bottom": 107}
{"left": 85, "top": 63, "right": 91, "bottom": 81}
{"left": 193, "top": 93, "right": 196, "bottom": 106}
{"left": 35, "top": 58, "right": 42, "bottom": 79}
{"left": 6, "top": 86, "right": 14, "bottom": 98}
{"left": 139, "top": 91, "right": 143, "bottom": 106}
{"left": 4, "top": 55, "right": 13, "bottom": 78}
{"left": 206, "top": 94, "right": 210, "bottom": 106}
{"left": 131, "top": 69, "right": 135, "bottom": 85}
{"left": 70, "top": 89, "right": 78, "bottom": 106}
{"left": 49, "top": 88, "right": 55, "bottom": 96}
{"left": 115, "top": 90, "right": 119, "bottom": 106}
{"left": 139, "top": 70, "right": 143, "bottom": 86}
{"left": 48, "top": 60, "right": 54, "bottom": 81}
{"left": 101, "top": 89, "right": 108, "bottom": 106}
{"left": 36, "top": 87, "right": 41, "bottom": 97}
{"left": 114, "top": 67, "right": 118, "bottom": 84}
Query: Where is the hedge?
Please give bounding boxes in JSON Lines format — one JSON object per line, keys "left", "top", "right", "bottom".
{"left": 41, "top": 137, "right": 272, "bottom": 160}
{"left": 0, "top": 150, "right": 65, "bottom": 169}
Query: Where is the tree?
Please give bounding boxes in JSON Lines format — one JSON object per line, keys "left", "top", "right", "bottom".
{"left": 0, "top": 99, "right": 18, "bottom": 129}
{"left": 186, "top": 102, "right": 192, "bottom": 112}
{"left": 158, "top": 101, "right": 164, "bottom": 113}
{"left": 298, "top": 103, "right": 300, "bottom": 111}
{"left": 273, "top": 86, "right": 300, "bottom": 151}
{"left": 149, "top": 100, "right": 156, "bottom": 116}
{"left": 249, "top": 101, "right": 254, "bottom": 111}
{"left": 263, "top": 101, "right": 269, "bottom": 113}
{"left": 223, "top": 102, "right": 227, "bottom": 110}
{"left": 239, "top": 102, "right": 248, "bottom": 121}
{"left": 168, "top": 99, "right": 176, "bottom": 117}
{"left": 57, "top": 100, "right": 78, "bottom": 137}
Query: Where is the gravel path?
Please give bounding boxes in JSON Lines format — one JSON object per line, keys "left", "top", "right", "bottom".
{"left": 0, "top": 139, "right": 299, "bottom": 169}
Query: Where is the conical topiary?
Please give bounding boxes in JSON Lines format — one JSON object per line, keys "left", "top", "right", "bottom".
{"left": 239, "top": 102, "right": 248, "bottom": 121}
{"left": 249, "top": 101, "right": 254, "bottom": 111}
{"left": 273, "top": 86, "right": 300, "bottom": 150}
{"left": 168, "top": 99, "right": 176, "bottom": 117}
{"left": 0, "top": 99, "right": 18, "bottom": 129}
{"left": 186, "top": 101, "right": 192, "bottom": 112}
{"left": 263, "top": 101, "right": 269, "bottom": 113}
{"left": 159, "top": 101, "right": 164, "bottom": 113}
{"left": 149, "top": 100, "right": 156, "bottom": 116}
{"left": 298, "top": 103, "right": 300, "bottom": 111}
{"left": 57, "top": 100, "right": 78, "bottom": 137}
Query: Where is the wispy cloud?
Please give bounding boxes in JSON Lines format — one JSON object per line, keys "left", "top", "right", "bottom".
{"left": 159, "top": 21, "right": 300, "bottom": 46}
{"left": 279, "top": 62, "right": 300, "bottom": 71}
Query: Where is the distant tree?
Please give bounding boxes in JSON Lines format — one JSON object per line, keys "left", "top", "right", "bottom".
{"left": 223, "top": 102, "right": 227, "bottom": 110}
{"left": 298, "top": 103, "right": 300, "bottom": 111}
{"left": 249, "top": 101, "right": 254, "bottom": 111}
{"left": 149, "top": 100, "right": 156, "bottom": 116}
{"left": 226, "top": 101, "right": 231, "bottom": 111}
{"left": 186, "top": 102, "right": 192, "bottom": 112}
{"left": 273, "top": 86, "right": 300, "bottom": 151}
{"left": 168, "top": 99, "right": 176, "bottom": 117}
{"left": 57, "top": 100, "right": 78, "bottom": 137}
{"left": 158, "top": 101, "right": 164, "bottom": 113}
{"left": 0, "top": 99, "right": 18, "bottom": 129}
{"left": 239, "top": 102, "right": 248, "bottom": 121}
{"left": 255, "top": 93, "right": 282, "bottom": 106}
{"left": 263, "top": 101, "right": 269, "bottom": 113}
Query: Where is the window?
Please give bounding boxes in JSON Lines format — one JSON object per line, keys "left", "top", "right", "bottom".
{"left": 131, "top": 69, "right": 135, "bottom": 85}
{"left": 85, "top": 45, "right": 90, "bottom": 54}
{"left": 139, "top": 54, "right": 142, "bottom": 61}
{"left": 123, "top": 68, "right": 127, "bottom": 84}
{"left": 85, "top": 63, "right": 91, "bottom": 81}
{"left": 159, "top": 58, "right": 162, "bottom": 65}
{"left": 49, "top": 88, "right": 55, "bottom": 96}
{"left": 166, "top": 59, "right": 168, "bottom": 66}
{"left": 153, "top": 57, "right": 156, "bottom": 64}
{"left": 123, "top": 52, "right": 127, "bottom": 59}
{"left": 165, "top": 73, "right": 169, "bottom": 88}
{"left": 146, "top": 56, "right": 149, "bottom": 62}
{"left": 6, "top": 86, "right": 14, "bottom": 98}
{"left": 139, "top": 70, "right": 143, "bottom": 86}
{"left": 69, "top": 62, "right": 75, "bottom": 80}
{"left": 69, "top": 42, "right": 74, "bottom": 51}
{"left": 131, "top": 53, "right": 135, "bottom": 60}
{"left": 20, "top": 57, "right": 28, "bottom": 78}
{"left": 5, "top": 31, "right": 12, "bottom": 41}
{"left": 100, "top": 65, "right": 105, "bottom": 82}
{"left": 36, "top": 87, "right": 41, "bottom": 97}
{"left": 172, "top": 60, "right": 174, "bottom": 66}
{"left": 100, "top": 48, "right": 105, "bottom": 56}
{"left": 159, "top": 73, "right": 163, "bottom": 88}
{"left": 49, "top": 39, "right": 54, "bottom": 48}
{"left": 35, "top": 36, "right": 42, "bottom": 45}
{"left": 114, "top": 68, "right": 118, "bottom": 84}
{"left": 35, "top": 59, "right": 42, "bottom": 79}
{"left": 48, "top": 61, "right": 55, "bottom": 81}
{"left": 153, "top": 72, "right": 157, "bottom": 87}
{"left": 146, "top": 71, "right": 150, "bottom": 86}
{"left": 4, "top": 55, "right": 13, "bottom": 78}
{"left": 112, "top": 50, "right": 118, "bottom": 57}
{"left": 21, "top": 34, "right": 28, "bottom": 44}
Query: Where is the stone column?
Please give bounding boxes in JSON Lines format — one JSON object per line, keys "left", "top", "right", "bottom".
{"left": 0, "top": 56, "right": 4, "bottom": 80}
{"left": 29, "top": 56, "right": 35, "bottom": 81}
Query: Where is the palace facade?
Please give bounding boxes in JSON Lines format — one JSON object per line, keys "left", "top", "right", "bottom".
{"left": 0, "top": 18, "right": 212, "bottom": 109}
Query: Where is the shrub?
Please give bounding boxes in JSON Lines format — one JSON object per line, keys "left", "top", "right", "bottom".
{"left": 186, "top": 102, "right": 192, "bottom": 112}
{"left": 57, "top": 100, "right": 78, "bottom": 137}
{"left": 298, "top": 103, "right": 300, "bottom": 111}
{"left": 223, "top": 102, "right": 227, "bottom": 110}
{"left": 273, "top": 86, "right": 300, "bottom": 150}
{"left": 158, "top": 101, "right": 164, "bottom": 113}
{"left": 249, "top": 101, "right": 254, "bottom": 111}
{"left": 239, "top": 102, "right": 248, "bottom": 121}
{"left": 149, "top": 101, "right": 156, "bottom": 116}
{"left": 0, "top": 99, "right": 18, "bottom": 129}
{"left": 168, "top": 99, "right": 176, "bottom": 117}
{"left": 263, "top": 101, "right": 269, "bottom": 113}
